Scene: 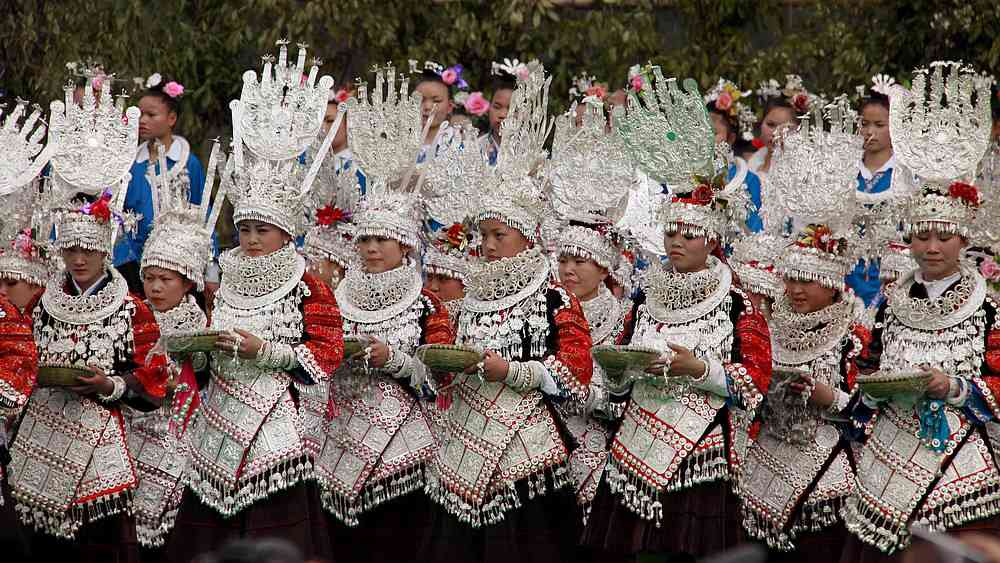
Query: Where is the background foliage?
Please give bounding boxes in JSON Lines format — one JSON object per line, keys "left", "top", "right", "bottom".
{"left": 3, "top": 0, "right": 999, "bottom": 162}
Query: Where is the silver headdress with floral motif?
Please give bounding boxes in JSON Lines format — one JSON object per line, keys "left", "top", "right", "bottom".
{"left": 729, "top": 233, "right": 784, "bottom": 300}
{"left": 423, "top": 223, "right": 470, "bottom": 282}
{"left": 549, "top": 100, "right": 635, "bottom": 290}
{"left": 141, "top": 141, "right": 226, "bottom": 291}
{"left": 46, "top": 75, "right": 140, "bottom": 255}
{"left": 469, "top": 60, "right": 553, "bottom": 239}
{"left": 976, "top": 139, "right": 1000, "bottom": 254}
{"left": 0, "top": 181, "right": 54, "bottom": 287}
{"left": 421, "top": 123, "right": 488, "bottom": 280}
{"left": 888, "top": 62, "right": 992, "bottom": 241}
{"left": 617, "top": 66, "right": 749, "bottom": 243}
{"left": 346, "top": 64, "right": 431, "bottom": 251}
{"left": 0, "top": 100, "right": 55, "bottom": 196}
{"left": 0, "top": 98, "right": 55, "bottom": 285}
{"left": 766, "top": 97, "right": 863, "bottom": 291}
{"left": 225, "top": 40, "right": 338, "bottom": 237}
{"left": 303, "top": 130, "right": 360, "bottom": 270}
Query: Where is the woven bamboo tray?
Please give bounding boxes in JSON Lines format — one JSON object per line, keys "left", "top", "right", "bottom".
{"left": 591, "top": 345, "right": 662, "bottom": 394}
{"left": 37, "top": 365, "right": 93, "bottom": 387}
{"left": 415, "top": 344, "right": 482, "bottom": 373}
{"left": 165, "top": 330, "right": 220, "bottom": 354}
{"left": 858, "top": 370, "right": 933, "bottom": 401}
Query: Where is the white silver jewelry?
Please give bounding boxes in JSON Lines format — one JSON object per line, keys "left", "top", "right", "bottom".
{"left": 689, "top": 357, "right": 710, "bottom": 384}
{"left": 96, "top": 375, "right": 126, "bottom": 403}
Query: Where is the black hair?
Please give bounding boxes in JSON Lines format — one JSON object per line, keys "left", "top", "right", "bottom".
{"left": 761, "top": 96, "right": 796, "bottom": 118}
{"left": 732, "top": 138, "right": 757, "bottom": 159}
{"left": 706, "top": 103, "right": 737, "bottom": 137}
{"left": 757, "top": 97, "right": 799, "bottom": 134}
{"left": 140, "top": 80, "right": 181, "bottom": 117}
{"left": 491, "top": 73, "right": 517, "bottom": 97}
{"left": 860, "top": 91, "right": 890, "bottom": 113}
{"left": 416, "top": 70, "right": 454, "bottom": 101}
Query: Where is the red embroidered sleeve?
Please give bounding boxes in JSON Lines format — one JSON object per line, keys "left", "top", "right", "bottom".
{"left": 616, "top": 304, "right": 636, "bottom": 346}
{"left": 844, "top": 322, "right": 872, "bottom": 393}
{"left": 724, "top": 292, "right": 771, "bottom": 412}
{"left": 545, "top": 283, "right": 593, "bottom": 404}
{"left": 972, "top": 328, "right": 1000, "bottom": 419}
{"left": 129, "top": 295, "right": 168, "bottom": 400}
{"left": 420, "top": 289, "right": 455, "bottom": 346}
{"left": 0, "top": 295, "right": 38, "bottom": 415}
{"left": 293, "top": 273, "right": 345, "bottom": 384}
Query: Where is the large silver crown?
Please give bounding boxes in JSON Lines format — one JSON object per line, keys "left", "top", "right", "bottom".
{"left": 227, "top": 40, "right": 336, "bottom": 236}
{"left": 141, "top": 141, "right": 226, "bottom": 291}
{"left": 889, "top": 62, "right": 992, "bottom": 186}
{"left": 46, "top": 76, "right": 139, "bottom": 255}
{"left": 347, "top": 65, "right": 429, "bottom": 250}
{"left": 48, "top": 77, "right": 139, "bottom": 199}
{"left": 0, "top": 179, "right": 54, "bottom": 287}
{"left": 888, "top": 62, "right": 993, "bottom": 241}
{"left": 616, "top": 68, "right": 748, "bottom": 242}
{"left": 302, "top": 133, "right": 360, "bottom": 270}
{"left": 0, "top": 100, "right": 53, "bottom": 196}
{"left": 765, "top": 97, "right": 863, "bottom": 291}
{"left": 616, "top": 67, "right": 714, "bottom": 189}
{"left": 766, "top": 97, "right": 862, "bottom": 233}
{"left": 549, "top": 100, "right": 635, "bottom": 289}
{"left": 470, "top": 60, "right": 553, "bottom": 239}
{"left": 423, "top": 123, "right": 488, "bottom": 227}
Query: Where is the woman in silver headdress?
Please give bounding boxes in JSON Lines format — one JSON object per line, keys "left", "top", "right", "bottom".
{"left": 311, "top": 64, "right": 454, "bottom": 563}
{"left": 166, "top": 42, "right": 344, "bottom": 563}
{"left": 840, "top": 62, "right": 1000, "bottom": 563}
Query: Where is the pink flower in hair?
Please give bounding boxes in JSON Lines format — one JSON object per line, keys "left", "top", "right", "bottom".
{"left": 13, "top": 229, "right": 34, "bottom": 257}
{"left": 630, "top": 74, "right": 643, "bottom": 92}
{"left": 716, "top": 91, "right": 733, "bottom": 111}
{"left": 464, "top": 92, "right": 490, "bottom": 116}
{"left": 441, "top": 68, "right": 458, "bottom": 86}
{"left": 163, "top": 81, "right": 185, "bottom": 98}
{"left": 980, "top": 257, "right": 1000, "bottom": 282}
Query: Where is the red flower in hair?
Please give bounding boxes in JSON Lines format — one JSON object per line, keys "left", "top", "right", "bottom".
{"left": 445, "top": 223, "right": 467, "bottom": 249}
{"left": 792, "top": 93, "right": 810, "bottom": 112}
{"left": 796, "top": 224, "right": 842, "bottom": 254}
{"left": 691, "top": 184, "right": 714, "bottom": 205}
{"left": 751, "top": 138, "right": 765, "bottom": 149}
{"left": 316, "top": 205, "right": 348, "bottom": 227}
{"left": 948, "top": 181, "right": 980, "bottom": 207}
{"left": 89, "top": 198, "right": 112, "bottom": 223}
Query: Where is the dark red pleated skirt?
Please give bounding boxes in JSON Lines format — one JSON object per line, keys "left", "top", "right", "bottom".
{"left": 27, "top": 512, "right": 140, "bottom": 563}
{"left": 326, "top": 491, "right": 438, "bottom": 563}
{"left": 581, "top": 479, "right": 744, "bottom": 559}
{"left": 164, "top": 481, "right": 333, "bottom": 563}
{"left": 764, "top": 521, "right": 848, "bottom": 563}
{"left": 416, "top": 481, "right": 582, "bottom": 563}
{"left": 0, "top": 473, "right": 31, "bottom": 561}
{"left": 839, "top": 514, "right": 1000, "bottom": 563}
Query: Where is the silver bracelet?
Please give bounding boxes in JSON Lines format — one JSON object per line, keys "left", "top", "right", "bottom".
{"left": 96, "top": 375, "right": 127, "bottom": 404}
{"left": 827, "top": 389, "right": 851, "bottom": 415}
{"left": 689, "top": 358, "right": 710, "bottom": 383}
{"left": 504, "top": 361, "right": 541, "bottom": 392}
{"left": 384, "top": 345, "right": 404, "bottom": 373}
{"left": 256, "top": 340, "right": 297, "bottom": 371}
{"left": 256, "top": 341, "right": 273, "bottom": 366}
